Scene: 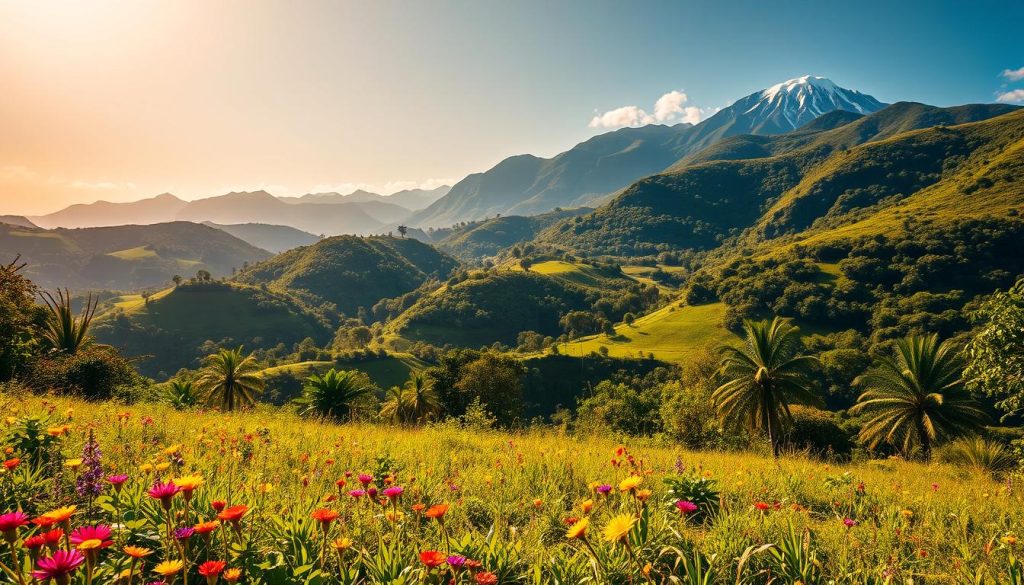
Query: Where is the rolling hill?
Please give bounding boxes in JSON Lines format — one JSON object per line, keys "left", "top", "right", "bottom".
{"left": 0, "top": 215, "right": 37, "bottom": 228}
{"left": 93, "top": 281, "right": 331, "bottom": 378}
{"left": 234, "top": 235, "right": 460, "bottom": 318}
{"left": 204, "top": 222, "right": 321, "bottom": 253}
{"left": 1, "top": 221, "right": 271, "bottom": 290}
{"left": 432, "top": 208, "right": 591, "bottom": 262}
{"left": 406, "top": 76, "right": 885, "bottom": 228}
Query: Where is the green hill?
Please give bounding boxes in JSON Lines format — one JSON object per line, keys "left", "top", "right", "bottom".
{"left": 539, "top": 103, "right": 1020, "bottom": 256}
{"left": 93, "top": 281, "right": 330, "bottom": 378}
{"left": 433, "top": 208, "right": 589, "bottom": 262}
{"left": 1, "top": 221, "right": 271, "bottom": 290}
{"left": 234, "top": 235, "right": 459, "bottom": 318}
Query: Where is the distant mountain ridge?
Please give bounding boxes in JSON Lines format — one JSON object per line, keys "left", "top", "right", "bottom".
{"left": 284, "top": 185, "right": 450, "bottom": 210}
{"left": 406, "top": 76, "right": 887, "bottom": 228}
{"left": 203, "top": 222, "right": 321, "bottom": 253}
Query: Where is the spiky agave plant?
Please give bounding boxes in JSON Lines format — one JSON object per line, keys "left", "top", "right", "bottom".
{"left": 40, "top": 289, "right": 98, "bottom": 355}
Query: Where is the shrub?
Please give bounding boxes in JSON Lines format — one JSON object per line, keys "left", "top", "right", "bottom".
{"left": 782, "top": 406, "right": 856, "bottom": 459}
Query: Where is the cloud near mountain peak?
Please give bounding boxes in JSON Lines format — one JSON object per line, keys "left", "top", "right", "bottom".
{"left": 589, "top": 90, "right": 712, "bottom": 129}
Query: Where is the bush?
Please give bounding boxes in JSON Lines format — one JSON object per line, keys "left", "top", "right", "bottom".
{"left": 29, "top": 346, "right": 144, "bottom": 401}
{"left": 782, "top": 406, "right": 856, "bottom": 459}
{"left": 939, "top": 437, "right": 1018, "bottom": 476}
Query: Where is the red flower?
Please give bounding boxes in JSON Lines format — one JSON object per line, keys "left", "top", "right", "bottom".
{"left": 211, "top": 500, "right": 227, "bottom": 512}
{"left": 475, "top": 571, "right": 499, "bottom": 585}
{"left": 217, "top": 505, "right": 249, "bottom": 524}
{"left": 419, "top": 550, "right": 446, "bottom": 568}
{"left": 199, "top": 560, "right": 227, "bottom": 576}
{"left": 3, "top": 458, "right": 20, "bottom": 470}
{"left": 310, "top": 508, "right": 339, "bottom": 526}
{"left": 425, "top": 504, "right": 449, "bottom": 520}
{"left": 754, "top": 501, "right": 771, "bottom": 512}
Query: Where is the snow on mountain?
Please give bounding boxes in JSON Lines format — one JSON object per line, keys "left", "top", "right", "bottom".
{"left": 739, "top": 76, "right": 886, "bottom": 132}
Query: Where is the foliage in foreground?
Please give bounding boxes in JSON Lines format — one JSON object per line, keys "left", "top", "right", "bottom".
{"left": 0, "top": 394, "right": 1021, "bottom": 585}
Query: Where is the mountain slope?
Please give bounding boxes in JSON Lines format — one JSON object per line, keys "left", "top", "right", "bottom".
{"left": 433, "top": 208, "right": 591, "bottom": 261}
{"left": 0, "top": 215, "right": 37, "bottom": 228}
{"left": 31, "top": 193, "right": 187, "bottom": 229}
{"left": 540, "top": 103, "right": 1020, "bottom": 256}
{"left": 1, "top": 221, "right": 271, "bottom": 290}
{"left": 203, "top": 222, "right": 321, "bottom": 253}
{"left": 407, "top": 76, "right": 885, "bottom": 228}
{"left": 173, "top": 191, "right": 383, "bottom": 235}
{"left": 290, "top": 185, "right": 450, "bottom": 211}
{"left": 234, "top": 235, "right": 460, "bottom": 317}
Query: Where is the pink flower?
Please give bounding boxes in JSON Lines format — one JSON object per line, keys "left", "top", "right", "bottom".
{"left": 675, "top": 500, "right": 698, "bottom": 514}
{"left": 843, "top": 517, "right": 857, "bottom": 528}
{"left": 148, "top": 481, "right": 181, "bottom": 509}
{"left": 349, "top": 489, "right": 366, "bottom": 498}
{"left": 382, "top": 486, "right": 404, "bottom": 501}
{"left": 32, "top": 549, "right": 85, "bottom": 581}
{"left": 69, "top": 525, "right": 113, "bottom": 548}
{"left": 106, "top": 475, "right": 129, "bottom": 492}
{"left": 0, "top": 511, "right": 30, "bottom": 540}
{"left": 358, "top": 474, "right": 373, "bottom": 486}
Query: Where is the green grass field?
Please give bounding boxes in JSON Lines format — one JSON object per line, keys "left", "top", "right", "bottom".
{"left": 106, "top": 245, "right": 159, "bottom": 260}
{"left": 552, "top": 302, "right": 732, "bottom": 363}
{"left": 260, "top": 352, "right": 429, "bottom": 389}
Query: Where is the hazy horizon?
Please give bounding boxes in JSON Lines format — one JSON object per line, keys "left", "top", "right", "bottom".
{"left": 2, "top": 0, "right": 1022, "bottom": 215}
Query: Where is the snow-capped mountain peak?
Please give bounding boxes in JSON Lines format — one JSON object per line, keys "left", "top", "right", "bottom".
{"left": 736, "top": 75, "right": 886, "bottom": 131}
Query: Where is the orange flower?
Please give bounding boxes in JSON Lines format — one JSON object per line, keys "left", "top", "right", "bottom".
{"left": 124, "top": 545, "right": 153, "bottom": 559}
{"left": 419, "top": 550, "right": 446, "bottom": 568}
{"left": 41, "top": 506, "right": 76, "bottom": 524}
{"left": 222, "top": 568, "right": 242, "bottom": 583}
{"left": 194, "top": 521, "right": 220, "bottom": 535}
{"left": 310, "top": 509, "right": 339, "bottom": 526}
{"left": 533, "top": 498, "right": 543, "bottom": 509}
{"left": 411, "top": 503, "right": 426, "bottom": 514}
{"left": 475, "top": 571, "right": 498, "bottom": 585}
{"left": 217, "top": 505, "right": 249, "bottom": 525}
{"left": 424, "top": 504, "right": 448, "bottom": 520}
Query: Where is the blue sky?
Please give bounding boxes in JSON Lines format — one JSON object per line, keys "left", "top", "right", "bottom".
{"left": 1, "top": 0, "right": 1021, "bottom": 213}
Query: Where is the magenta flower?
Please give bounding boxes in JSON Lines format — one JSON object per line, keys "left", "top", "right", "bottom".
{"left": 596, "top": 484, "right": 612, "bottom": 494}
{"left": 69, "top": 525, "right": 113, "bottom": 548}
{"left": 147, "top": 480, "right": 181, "bottom": 509}
{"left": 174, "top": 526, "right": 195, "bottom": 541}
{"left": 447, "top": 555, "right": 467, "bottom": 569}
{"left": 843, "top": 517, "right": 857, "bottom": 528}
{"left": 32, "top": 549, "right": 86, "bottom": 581}
{"left": 382, "top": 486, "right": 404, "bottom": 501}
{"left": 675, "top": 500, "right": 699, "bottom": 514}
{"left": 367, "top": 487, "right": 378, "bottom": 499}
{"left": 358, "top": 474, "right": 373, "bottom": 486}
{"left": 0, "top": 511, "right": 29, "bottom": 542}
{"left": 106, "top": 475, "right": 129, "bottom": 492}
{"left": 349, "top": 489, "right": 366, "bottom": 498}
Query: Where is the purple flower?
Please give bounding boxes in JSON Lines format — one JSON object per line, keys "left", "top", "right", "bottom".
{"left": 446, "top": 555, "right": 466, "bottom": 569}
{"left": 367, "top": 487, "right": 378, "bottom": 499}
{"left": 75, "top": 429, "right": 104, "bottom": 499}
{"left": 596, "top": 484, "right": 612, "bottom": 495}
{"left": 174, "top": 526, "right": 195, "bottom": 540}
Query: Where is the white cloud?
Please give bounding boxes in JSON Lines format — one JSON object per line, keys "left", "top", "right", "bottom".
{"left": 1001, "top": 67, "right": 1024, "bottom": 82}
{"left": 996, "top": 89, "right": 1024, "bottom": 103}
{"left": 589, "top": 90, "right": 711, "bottom": 129}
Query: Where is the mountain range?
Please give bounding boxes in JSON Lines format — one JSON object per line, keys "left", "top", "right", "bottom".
{"left": 405, "top": 76, "right": 887, "bottom": 228}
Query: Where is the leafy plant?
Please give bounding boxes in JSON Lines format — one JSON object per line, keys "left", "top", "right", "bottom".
{"left": 40, "top": 288, "right": 98, "bottom": 355}
{"left": 293, "top": 369, "right": 371, "bottom": 421}
{"left": 662, "top": 474, "right": 720, "bottom": 521}
{"left": 194, "top": 346, "right": 265, "bottom": 411}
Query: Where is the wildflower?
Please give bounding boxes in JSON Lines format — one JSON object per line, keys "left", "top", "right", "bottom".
{"left": 411, "top": 503, "right": 426, "bottom": 514}
{"left": 153, "top": 559, "right": 184, "bottom": 577}
{"left": 918, "top": 549, "right": 929, "bottom": 558}
{"left": 565, "top": 517, "right": 589, "bottom": 539}
{"left": 75, "top": 429, "right": 104, "bottom": 499}
{"left": 64, "top": 459, "right": 83, "bottom": 470}
{"left": 603, "top": 514, "right": 636, "bottom": 544}
{"left": 211, "top": 500, "right": 227, "bottom": 512}
{"left": 332, "top": 537, "right": 352, "bottom": 551}
{"left": 174, "top": 526, "right": 196, "bottom": 541}
{"left": 382, "top": 486, "right": 403, "bottom": 501}
{"left": 194, "top": 521, "right": 220, "bottom": 536}
{"left": 447, "top": 555, "right": 467, "bottom": 569}
{"left": 1002, "top": 534, "right": 1018, "bottom": 546}
{"left": 335, "top": 478, "right": 347, "bottom": 493}
{"left": 70, "top": 525, "right": 113, "bottom": 549}
{"left": 348, "top": 489, "right": 365, "bottom": 499}
{"left": 754, "top": 501, "right": 771, "bottom": 512}
{"left": 533, "top": 498, "right": 543, "bottom": 509}
{"left": 3, "top": 458, "right": 20, "bottom": 470}
{"left": 0, "top": 511, "right": 29, "bottom": 543}
{"left": 198, "top": 560, "right": 227, "bottom": 585}
{"left": 41, "top": 506, "right": 76, "bottom": 524}
{"left": 310, "top": 508, "right": 339, "bottom": 526}
{"left": 618, "top": 475, "right": 642, "bottom": 492}
{"left": 23, "top": 534, "right": 47, "bottom": 550}
{"left": 581, "top": 499, "right": 594, "bottom": 514}
{"left": 174, "top": 475, "right": 204, "bottom": 500}
{"left": 675, "top": 500, "right": 698, "bottom": 514}
{"left": 420, "top": 550, "right": 446, "bottom": 568}
{"left": 222, "top": 568, "right": 242, "bottom": 584}
{"left": 123, "top": 546, "right": 153, "bottom": 559}
{"left": 595, "top": 484, "right": 612, "bottom": 495}
{"left": 425, "top": 503, "right": 449, "bottom": 520}
{"left": 32, "top": 549, "right": 86, "bottom": 583}
{"left": 901, "top": 509, "right": 913, "bottom": 519}
{"left": 475, "top": 572, "right": 498, "bottom": 585}
{"left": 217, "top": 505, "right": 248, "bottom": 529}
{"left": 385, "top": 510, "right": 405, "bottom": 522}
{"left": 147, "top": 481, "right": 181, "bottom": 510}
{"left": 41, "top": 529, "right": 64, "bottom": 547}
{"left": 635, "top": 489, "right": 652, "bottom": 502}
{"left": 367, "top": 486, "right": 378, "bottom": 499}
{"left": 358, "top": 473, "right": 373, "bottom": 486}
{"left": 843, "top": 517, "right": 857, "bottom": 528}
{"left": 107, "top": 475, "right": 129, "bottom": 492}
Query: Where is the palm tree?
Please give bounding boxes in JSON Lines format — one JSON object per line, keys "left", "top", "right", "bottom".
{"left": 163, "top": 379, "right": 199, "bottom": 410}
{"left": 40, "top": 289, "right": 98, "bottom": 354}
{"left": 194, "top": 347, "right": 264, "bottom": 411}
{"left": 400, "top": 373, "right": 441, "bottom": 424}
{"left": 713, "top": 317, "right": 821, "bottom": 457}
{"left": 850, "top": 335, "right": 987, "bottom": 460}
{"left": 294, "top": 369, "right": 371, "bottom": 421}
{"left": 379, "top": 386, "right": 407, "bottom": 423}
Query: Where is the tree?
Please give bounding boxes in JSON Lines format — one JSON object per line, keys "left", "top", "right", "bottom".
{"left": 453, "top": 352, "right": 525, "bottom": 427}
{"left": 194, "top": 347, "right": 264, "bottom": 411}
{"left": 196, "top": 269, "right": 211, "bottom": 282}
{"left": 965, "top": 278, "right": 1024, "bottom": 419}
{"left": 713, "top": 317, "right": 821, "bottom": 457}
{"left": 379, "top": 386, "right": 407, "bottom": 423}
{"left": 400, "top": 373, "right": 441, "bottom": 424}
{"left": 851, "top": 335, "right": 987, "bottom": 460}
{"left": 293, "top": 369, "right": 372, "bottom": 421}
{"left": 520, "top": 257, "right": 533, "bottom": 272}
{"left": 40, "top": 289, "right": 98, "bottom": 355}
{"left": 397, "top": 225, "right": 408, "bottom": 238}
{"left": 0, "top": 256, "right": 40, "bottom": 381}
{"left": 623, "top": 312, "right": 636, "bottom": 326}
{"left": 172, "top": 275, "right": 182, "bottom": 287}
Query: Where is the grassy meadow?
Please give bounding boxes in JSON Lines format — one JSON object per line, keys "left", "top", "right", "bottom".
{"left": 1, "top": 392, "right": 1021, "bottom": 584}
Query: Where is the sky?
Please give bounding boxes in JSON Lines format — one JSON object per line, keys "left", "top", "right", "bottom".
{"left": 1, "top": 0, "right": 1022, "bottom": 215}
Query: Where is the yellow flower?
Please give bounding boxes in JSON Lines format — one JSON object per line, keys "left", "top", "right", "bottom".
{"left": 385, "top": 510, "right": 405, "bottom": 522}
{"left": 155, "top": 462, "right": 171, "bottom": 472}
{"left": 581, "top": 499, "right": 594, "bottom": 514}
{"left": 901, "top": 509, "right": 913, "bottom": 518}
{"left": 258, "top": 482, "right": 274, "bottom": 494}
{"left": 163, "top": 444, "right": 182, "bottom": 456}
{"left": 65, "top": 459, "right": 83, "bottom": 470}
{"left": 332, "top": 537, "right": 353, "bottom": 551}
{"left": 153, "top": 560, "right": 184, "bottom": 577}
{"left": 139, "top": 463, "right": 154, "bottom": 474}
{"left": 618, "top": 475, "right": 642, "bottom": 492}
{"left": 174, "top": 475, "right": 204, "bottom": 492}
{"left": 603, "top": 514, "right": 636, "bottom": 543}
{"left": 565, "top": 517, "right": 589, "bottom": 539}
{"left": 635, "top": 489, "right": 652, "bottom": 502}
{"left": 223, "top": 568, "right": 242, "bottom": 583}
{"left": 1003, "top": 534, "right": 1019, "bottom": 546}
{"left": 42, "top": 505, "right": 77, "bottom": 523}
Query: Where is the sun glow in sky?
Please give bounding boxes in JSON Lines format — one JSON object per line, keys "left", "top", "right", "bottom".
{"left": 1, "top": 0, "right": 1021, "bottom": 215}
